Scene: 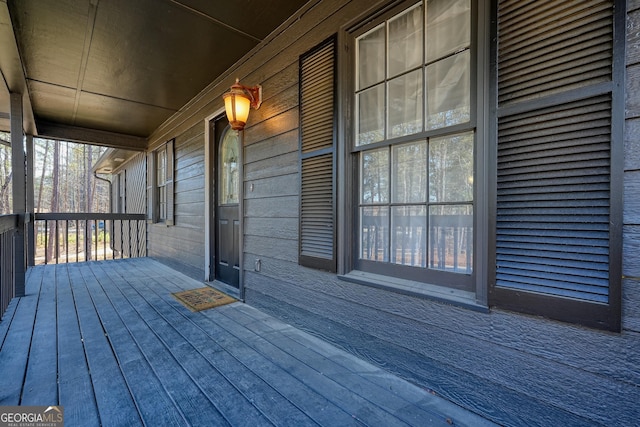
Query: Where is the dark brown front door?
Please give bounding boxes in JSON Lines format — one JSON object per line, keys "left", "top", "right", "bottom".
{"left": 215, "top": 126, "right": 240, "bottom": 288}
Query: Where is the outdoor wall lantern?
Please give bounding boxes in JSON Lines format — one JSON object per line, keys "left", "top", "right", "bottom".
{"left": 223, "top": 78, "right": 262, "bottom": 131}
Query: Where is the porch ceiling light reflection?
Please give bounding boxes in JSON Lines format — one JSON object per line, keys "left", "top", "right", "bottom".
{"left": 223, "top": 78, "right": 262, "bottom": 131}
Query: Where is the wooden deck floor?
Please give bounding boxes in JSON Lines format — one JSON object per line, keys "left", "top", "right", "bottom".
{"left": 0, "top": 258, "right": 494, "bottom": 427}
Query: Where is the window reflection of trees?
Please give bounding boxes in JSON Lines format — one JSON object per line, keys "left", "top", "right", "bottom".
{"left": 356, "top": 0, "right": 474, "bottom": 275}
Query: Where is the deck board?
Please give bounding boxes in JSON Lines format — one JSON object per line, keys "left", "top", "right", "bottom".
{"left": 22, "top": 264, "right": 58, "bottom": 405}
{"left": 76, "top": 263, "right": 188, "bottom": 427}
{"left": 129, "top": 264, "right": 361, "bottom": 426}
{"left": 68, "top": 264, "right": 143, "bottom": 426}
{"left": 204, "top": 306, "right": 412, "bottom": 427}
{"left": 118, "top": 274, "right": 317, "bottom": 426}
{"left": 219, "top": 307, "right": 451, "bottom": 426}
{"left": 56, "top": 265, "right": 100, "bottom": 427}
{"left": 92, "top": 262, "right": 245, "bottom": 427}
{"left": 0, "top": 265, "right": 41, "bottom": 405}
{"left": 0, "top": 259, "right": 496, "bottom": 427}
{"left": 103, "top": 270, "right": 274, "bottom": 426}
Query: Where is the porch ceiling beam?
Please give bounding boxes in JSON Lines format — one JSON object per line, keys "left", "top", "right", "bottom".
{"left": 36, "top": 121, "right": 147, "bottom": 151}
{"left": 0, "top": 0, "right": 36, "bottom": 135}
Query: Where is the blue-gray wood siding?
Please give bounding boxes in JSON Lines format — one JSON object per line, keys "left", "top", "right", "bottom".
{"left": 144, "top": 0, "right": 640, "bottom": 425}
{"left": 624, "top": 0, "right": 640, "bottom": 332}
{"left": 111, "top": 152, "right": 146, "bottom": 257}
{"left": 147, "top": 123, "right": 205, "bottom": 280}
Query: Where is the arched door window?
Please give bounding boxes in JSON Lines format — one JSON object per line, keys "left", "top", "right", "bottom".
{"left": 219, "top": 129, "right": 239, "bottom": 205}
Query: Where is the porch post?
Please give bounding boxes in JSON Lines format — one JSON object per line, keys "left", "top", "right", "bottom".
{"left": 10, "top": 92, "right": 25, "bottom": 296}
{"left": 26, "top": 134, "right": 35, "bottom": 267}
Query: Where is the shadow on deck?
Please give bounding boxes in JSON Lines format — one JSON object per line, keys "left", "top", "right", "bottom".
{"left": 0, "top": 258, "right": 494, "bottom": 427}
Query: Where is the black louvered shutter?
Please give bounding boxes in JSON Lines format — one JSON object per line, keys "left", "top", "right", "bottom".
{"left": 299, "top": 37, "right": 336, "bottom": 272}
{"left": 491, "top": 0, "right": 621, "bottom": 331}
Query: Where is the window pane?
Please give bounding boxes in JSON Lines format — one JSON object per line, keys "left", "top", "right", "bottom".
{"left": 391, "top": 205, "right": 426, "bottom": 266}
{"left": 361, "top": 148, "right": 389, "bottom": 204}
{"left": 388, "top": 70, "right": 423, "bottom": 138}
{"left": 157, "top": 150, "right": 166, "bottom": 186}
{"left": 220, "top": 130, "right": 240, "bottom": 204}
{"left": 159, "top": 187, "right": 166, "bottom": 220}
{"left": 426, "top": 0, "right": 470, "bottom": 62}
{"left": 388, "top": 4, "right": 423, "bottom": 77}
{"left": 392, "top": 141, "right": 427, "bottom": 203}
{"left": 360, "top": 206, "right": 389, "bottom": 262}
{"left": 429, "top": 131, "right": 474, "bottom": 202}
{"left": 357, "top": 24, "right": 385, "bottom": 89}
{"left": 429, "top": 205, "right": 473, "bottom": 273}
{"left": 426, "top": 50, "right": 470, "bottom": 129}
{"left": 357, "top": 84, "right": 385, "bottom": 146}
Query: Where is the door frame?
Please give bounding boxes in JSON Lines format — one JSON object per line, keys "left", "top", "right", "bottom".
{"left": 204, "top": 109, "right": 244, "bottom": 299}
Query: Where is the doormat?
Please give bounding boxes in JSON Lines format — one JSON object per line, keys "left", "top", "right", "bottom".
{"left": 172, "top": 287, "right": 236, "bottom": 312}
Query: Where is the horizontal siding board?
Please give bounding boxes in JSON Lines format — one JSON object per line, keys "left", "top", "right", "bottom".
{"left": 174, "top": 177, "right": 205, "bottom": 193}
{"left": 171, "top": 217, "right": 204, "bottom": 231}
{"left": 175, "top": 161, "right": 205, "bottom": 181}
{"left": 627, "top": 63, "right": 640, "bottom": 118}
{"left": 149, "top": 224, "right": 203, "bottom": 243}
{"left": 245, "top": 235, "right": 298, "bottom": 263}
{"left": 623, "top": 278, "right": 640, "bottom": 332}
{"left": 244, "top": 271, "right": 637, "bottom": 426}
{"left": 253, "top": 84, "right": 299, "bottom": 126}
{"left": 174, "top": 188, "right": 204, "bottom": 205}
{"left": 244, "top": 174, "right": 299, "bottom": 199}
{"left": 624, "top": 170, "right": 640, "bottom": 224}
{"left": 245, "top": 217, "right": 298, "bottom": 240}
{"left": 245, "top": 151, "right": 298, "bottom": 181}
{"left": 244, "top": 196, "right": 299, "bottom": 219}
{"left": 625, "top": 119, "right": 640, "bottom": 170}
{"left": 629, "top": 9, "right": 640, "bottom": 66}
{"left": 245, "top": 130, "right": 298, "bottom": 165}
{"left": 244, "top": 108, "right": 299, "bottom": 147}
{"left": 623, "top": 225, "right": 640, "bottom": 277}
{"left": 243, "top": 250, "right": 640, "bottom": 385}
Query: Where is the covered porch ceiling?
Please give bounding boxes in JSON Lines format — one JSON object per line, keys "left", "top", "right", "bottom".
{"left": 0, "top": 0, "right": 310, "bottom": 149}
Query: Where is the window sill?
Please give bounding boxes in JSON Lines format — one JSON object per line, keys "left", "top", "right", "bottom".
{"left": 338, "top": 270, "right": 489, "bottom": 313}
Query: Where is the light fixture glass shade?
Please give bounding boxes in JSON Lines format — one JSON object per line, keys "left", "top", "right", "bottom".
{"left": 223, "top": 91, "right": 251, "bottom": 130}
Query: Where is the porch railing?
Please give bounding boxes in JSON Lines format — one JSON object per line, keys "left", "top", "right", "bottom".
{"left": 34, "top": 213, "right": 146, "bottom": 265}
{"left": 0, "top": 214, "right": 19, "bottom": 319}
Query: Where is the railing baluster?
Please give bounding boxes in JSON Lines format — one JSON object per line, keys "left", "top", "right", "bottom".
{"left": 84, "top": 219, "right": 89, "bottom": 262}
{"left": 453, "top": 225, "right": 458, "bottom": 271}
{"left": 0, "top": 215, "right": 19, "bottom": 319}
{"left": 76, "top": 219, "right": 79, "bottom": 263}
{"left": 44, "top": 220, "right": 48, "bottom": 265}
{"left": 136, "top": 220, "right": 141, "bottom": 257}
{"left": 32, "top": 213, "right": 145, "bottom": 265}
{"left": 111, "top": 219, "right": 115, "bottom": 260}
{"left": 54, "top": 220, "right": 59, "bottom": 264}
{"left": 65, "top": 220, "right": 69, "bottom": 263}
